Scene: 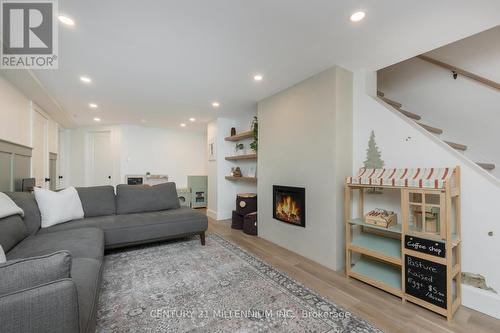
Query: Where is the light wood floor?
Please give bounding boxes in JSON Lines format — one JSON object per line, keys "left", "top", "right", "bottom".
{"left": 207, "top": 217, "right": 500, "bottom": 333}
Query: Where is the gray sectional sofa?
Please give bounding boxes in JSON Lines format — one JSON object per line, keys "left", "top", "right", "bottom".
{"left": 0, "top": 183, "right": 208, "bottom": 333}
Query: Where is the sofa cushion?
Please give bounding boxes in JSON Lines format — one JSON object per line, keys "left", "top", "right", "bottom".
{"left": 0, "top": 251, "right": 72, "bottom": 296}
{"left": 0, "top": 279, "right": 80, "bottom": 333}
{"left": 71, "top": 258, "right": 103, "bottom": 333}
{"left": 4, "top": 192, "right": 41, "bottom": 235}
{"left": 37, "top": 215, "right": 117, "bottom": 234}
{"left": 39, "top": 208, "right": 208, "bottom": 248}
{"left": 76, "top": 186, "right": 116, "bottom": 217}
{"left": 104, "top": 208, "right": 208, "bottom": 247}
{"left": 116, "top": 183, "right": 180, "bottom": 215}
{"left": 0, "top": 215, "right": 28, "bottom": 252}
{"left": 6, "top": 228, "right": 104, "bottom": 261}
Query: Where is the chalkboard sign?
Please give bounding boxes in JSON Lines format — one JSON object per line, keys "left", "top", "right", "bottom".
{"left": 405, "top": 255, "right": 447, "bottom": 309}
{"left": 405, "top": 235, "right": 446, "bottom": 258}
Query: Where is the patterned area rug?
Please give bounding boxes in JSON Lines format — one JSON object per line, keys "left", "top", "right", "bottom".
{"left": 96, "top": 234, "right": 381, "bottom": 332}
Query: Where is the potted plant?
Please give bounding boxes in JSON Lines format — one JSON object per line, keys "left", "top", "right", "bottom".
{"left": 235, "top": 143, "right": 245, "bottom": 155}
{"left": 250, "top": 116, "right": 258, "bottom": 152}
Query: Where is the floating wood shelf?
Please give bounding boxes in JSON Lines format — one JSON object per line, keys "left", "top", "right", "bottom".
{"left": 225, "top": 131, "right": 253, "bottom": 141}
{"left": 225, "top": 153, "right": 257, "bottom": 161}
{"left": 225, "top": 176, "right": 257, "bottom": 183}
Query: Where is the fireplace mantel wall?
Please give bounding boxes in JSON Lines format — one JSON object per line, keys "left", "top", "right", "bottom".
{"left": 257, "top": 66, "right": 353, "bottom": 271}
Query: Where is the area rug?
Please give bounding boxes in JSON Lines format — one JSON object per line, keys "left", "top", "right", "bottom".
{"left": 96, "top": 234, "right": 381, "bottom": 332}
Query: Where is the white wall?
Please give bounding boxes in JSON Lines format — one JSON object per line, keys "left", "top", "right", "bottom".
{"left": 206, "top": 116, "right": 257, "bottom": 220}
{"left": 0, "top": 76, "right": 32, "bottom": 147}
{"left": 207, "top": 121, "right": 218, "bottom": 219}
{"left": 120, "top": 125, "right": 206, "bottom": 188}
{"left": 378, "top": 57, "right": 500, "bottom": 179}
{"left": 354, "top": 70, "right": 500, "bottom": 319}
{"left": 257, "top": 66, "right": 353, "bottom": 271}
{"left": 66, "top": 124, "right": 206, "bottom": 189}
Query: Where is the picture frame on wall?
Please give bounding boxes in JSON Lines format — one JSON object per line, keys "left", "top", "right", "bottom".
{"left": 208, "top": 137, "right": 216, "bottom": 161}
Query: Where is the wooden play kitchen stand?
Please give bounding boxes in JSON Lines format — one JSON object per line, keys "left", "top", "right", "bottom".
{"left": 345, "top": 167, "right": 461, "bottom": 321}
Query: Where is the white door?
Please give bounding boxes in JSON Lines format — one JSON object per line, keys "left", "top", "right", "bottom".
{"left": 32, "top": 111, "right": 48, "bottom": 188}
{"left": 89, "top": 131, "right": 113, "bottom": 186}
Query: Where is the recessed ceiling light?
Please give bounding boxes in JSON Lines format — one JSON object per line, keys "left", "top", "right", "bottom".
{"left": 93, "top": 117, "right": 101, "bottom": 122}
{"left": 80, "top": 76, "right": 92, "bottom": 84}
{"left": 180, "top": 123, "right": 187, "bottom": 127}
{"left": 350, "top": 11, "right": 366, "bottom": 22}
{"left": 253, "top": 74, "right": 263, "bottom": 81}
{"left": 89, "top": 103, "right": 98, "bottom": 109}
{"left": 189, "top": 117, "right": 196, "bottom": 122}
{"left": 212, "top": 102, "right": 220, "bottom": 108}
{"left": 58, "top": 15, "right": 75, "bottom": 26}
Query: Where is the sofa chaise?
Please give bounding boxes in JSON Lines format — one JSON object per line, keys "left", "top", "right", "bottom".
{"left": 0, "top": 183, "right": 208, "bottom": 333}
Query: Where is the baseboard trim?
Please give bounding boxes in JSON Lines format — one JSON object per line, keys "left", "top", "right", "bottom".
{"left": 207, "top": 209, "right": 232, "bottom": 221}
{"left": 462, "top": 284, "right": 500, "bottom": 319}
{"left": 217, "top": 210, "right": 232, "bottom": 221}
{"left": 206, "top": 209, "right": 218, "bottom": 220}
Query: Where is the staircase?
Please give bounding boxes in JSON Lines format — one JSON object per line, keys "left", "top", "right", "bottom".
{"left": 377, "top": 91, "right": 496, "bottom": 171}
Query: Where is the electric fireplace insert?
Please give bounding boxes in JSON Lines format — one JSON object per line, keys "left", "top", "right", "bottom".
{"left": 273, "top": 185, "right": 305, "bottom": 227}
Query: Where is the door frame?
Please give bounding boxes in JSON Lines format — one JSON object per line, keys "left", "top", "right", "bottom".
{"left": 57, "top": 128, "right": 69, "bottom": 189}
{"left": 31, "top": 106, "right": 49, "bottom": 188}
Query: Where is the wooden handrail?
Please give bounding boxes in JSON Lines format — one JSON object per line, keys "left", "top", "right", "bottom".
{"left": 417, "top": 55, "right": 500, "bottom": 92}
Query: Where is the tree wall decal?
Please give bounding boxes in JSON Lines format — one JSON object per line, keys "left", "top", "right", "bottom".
{"left": 364, "top": 130, "right": 385, "bottom": 169}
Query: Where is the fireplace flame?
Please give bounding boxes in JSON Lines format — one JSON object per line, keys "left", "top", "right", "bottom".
{"left": 276, "top": 195, "right": 301, "bottom": 223}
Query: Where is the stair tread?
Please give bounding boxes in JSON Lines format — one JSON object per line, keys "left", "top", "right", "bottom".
{"left": 416, "top": 122, "right": 443, "bottom": 135}
{"left": 398, "top": 108, "right": 421, "bottom": 121}
{"left": 445, "top": 141, "right": 467, "bottom": 151}
{"left": 477, "top": 162, "right": 495, "bottom": 170}
{"left": 381, "top": 97, "right": 403, "bottom": 108}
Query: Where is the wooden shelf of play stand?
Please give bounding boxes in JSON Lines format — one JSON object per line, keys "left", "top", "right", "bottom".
{"left": 225, "top": 154, "right": 257, "bottom": 161}
{"left": 225, "top": 130, "right": 253, "bottom": 141}
{"left": 345, "top": 167, "right": 462, "bottom": 321}
{"left": 225, "top": 176, "right": 257, "bottom": 183}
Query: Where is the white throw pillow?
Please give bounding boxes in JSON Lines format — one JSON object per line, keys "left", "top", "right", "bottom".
{"left": 34, "top": 187, "right": 84, "bottom": 228}
{"left": 0, "top": 245, "right": 6, "bottom": 263}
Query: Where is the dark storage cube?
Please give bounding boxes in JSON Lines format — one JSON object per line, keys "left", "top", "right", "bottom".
{"left": 236, "top": 193, "right": 257, "bottom": 216}
{"left": 231, "top": 210, "right": 244, "bottom": 229}
{"left": 243, "top": 212, "right": 258, "bottom": 235}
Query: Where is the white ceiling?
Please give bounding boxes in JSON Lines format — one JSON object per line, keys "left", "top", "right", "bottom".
{"left": 2, "top": 0, "right": 500, "bottom": 130}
